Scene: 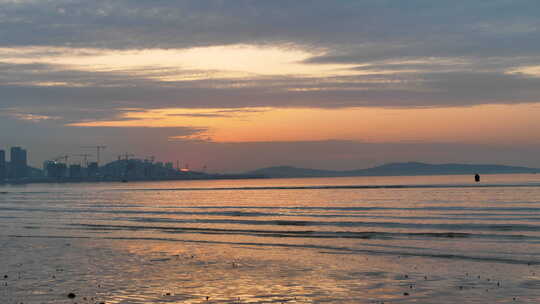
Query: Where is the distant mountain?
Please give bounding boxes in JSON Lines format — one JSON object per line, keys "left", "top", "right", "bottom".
{"left": 247, "top": 162, "right": 540, "bottom": 178}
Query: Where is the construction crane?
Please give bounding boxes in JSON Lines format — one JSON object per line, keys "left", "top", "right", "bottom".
{"left": 72, "top": 154, "right": 93, "bottom": 167}
{"left": 81, "top": 145, "right": 107, "bottom": 166}
{"left": 119, "top": 153, "right": 135, "bottom": 161}
{"left": 52, "top": 155, "right": 69, "bottom": 164}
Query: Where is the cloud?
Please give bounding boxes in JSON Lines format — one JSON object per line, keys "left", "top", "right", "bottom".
{"left": 1, "top": 0, "right": 540, "bottom": 170}
{"left": 166, "top": 110, "right": 264, "bottom": 118}
{"left": 3, "top": 66, "right": 539, "bottom": 115}
{"left": 0, "top": 1, "right": 538, "bottom": 57}
{"left": 166, "top": 113, "right": 228, "bottom": 118}
{"left": 0, "top": 1, "right": 539, "bottom": 118}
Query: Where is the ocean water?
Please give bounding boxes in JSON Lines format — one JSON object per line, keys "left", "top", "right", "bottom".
{"left": 1, "top": 174, "right": 540, "bottom": 303}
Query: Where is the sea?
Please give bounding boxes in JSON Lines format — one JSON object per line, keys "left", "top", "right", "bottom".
{"left": 1, "top": 174, "right": 540, "bottom": 303}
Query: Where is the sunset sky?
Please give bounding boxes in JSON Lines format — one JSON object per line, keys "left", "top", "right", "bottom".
{"left": 1, "top": 0, "right": 540, "bottom": 172}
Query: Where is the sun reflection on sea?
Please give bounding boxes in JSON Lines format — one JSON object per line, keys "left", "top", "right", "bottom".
{"left": 2, "top": 176, "right": 540, "bottom": 303}
{"left": 96, "top": 240, "right": 412, "bottom": 304}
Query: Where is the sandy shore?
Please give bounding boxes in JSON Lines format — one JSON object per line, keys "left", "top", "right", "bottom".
{"left": 2, "top": 235, "right": 539, "bottom": 303}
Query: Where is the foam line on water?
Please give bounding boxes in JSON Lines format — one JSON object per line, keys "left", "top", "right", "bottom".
{"left": 8, "top": 234, "right": 540, "bottom": 266}
{"left": 67, "top": 223, "right": 540, "bottom": 240}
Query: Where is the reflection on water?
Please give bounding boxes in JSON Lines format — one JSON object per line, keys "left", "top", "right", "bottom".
{"left": 1, "top": 174, "right": 540, "bottom": 303}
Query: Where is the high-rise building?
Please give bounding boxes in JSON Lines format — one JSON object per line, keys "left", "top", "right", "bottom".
{"left": 10, "top": 147, "right": 28, "bottom": 179}
{"left": 0, "top": 150, "right": 5, "bottom": 181}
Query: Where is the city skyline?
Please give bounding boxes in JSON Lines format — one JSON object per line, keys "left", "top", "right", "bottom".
{"left": 1, "top": 144, "right": 538, "bottom": 184}
{"left": 0, "top": 144, "right": 209, "bottom": 182}
{"left": 1, "top": 1, "right": 540, "bottom": 171}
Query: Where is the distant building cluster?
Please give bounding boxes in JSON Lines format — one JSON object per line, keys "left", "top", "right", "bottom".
{"left": 0, "top": 146, "right": 29, "bottom": 182}
{"left": 0, "top": 146, "right": 207, "bottom": 184}
{"left": 43, "top": 160, "right": 100, "bottom": 180}
{"left": 42, "top": 157, "right": 185, "bottom": 181}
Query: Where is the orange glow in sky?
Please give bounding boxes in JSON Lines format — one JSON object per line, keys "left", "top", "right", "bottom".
{"left": 69, "top": 103, "right": 540, "bottom": 145}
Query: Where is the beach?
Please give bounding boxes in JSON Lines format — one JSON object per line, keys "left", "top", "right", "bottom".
{"left": 1, "top": 174, "right": 540, "bottom": 303}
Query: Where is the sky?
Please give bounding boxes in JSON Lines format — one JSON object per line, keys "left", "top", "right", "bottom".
{"left": 1, "top": 0, "right": 540, "bottom": 172}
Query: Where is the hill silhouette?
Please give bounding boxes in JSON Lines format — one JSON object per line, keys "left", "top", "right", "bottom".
{"left": 247, "top": 162, "right": 539, "bottom": 178}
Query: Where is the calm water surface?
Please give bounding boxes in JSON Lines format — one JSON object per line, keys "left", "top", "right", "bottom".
{"left": 1, "top": 174, "right": 540, "bottom": 303}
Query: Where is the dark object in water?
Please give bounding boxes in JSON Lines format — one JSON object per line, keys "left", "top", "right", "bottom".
{"left": 475, "top": 173, "right": 480, "bottom": 182}
{"left": 67, "top": 292, "right": 76, "bottom": 298}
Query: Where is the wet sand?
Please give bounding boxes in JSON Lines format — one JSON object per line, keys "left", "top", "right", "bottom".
{"left": 2, "top": 235, "right": 539, "bottom": 303}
